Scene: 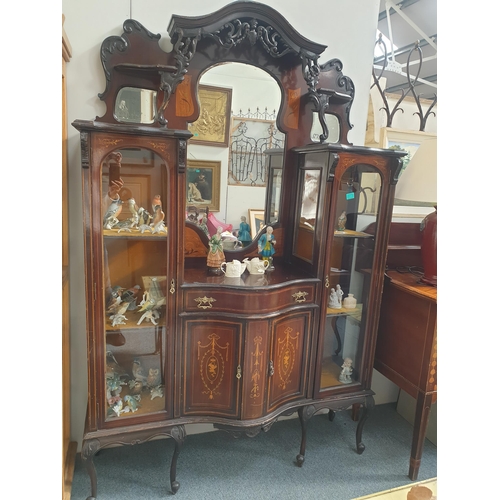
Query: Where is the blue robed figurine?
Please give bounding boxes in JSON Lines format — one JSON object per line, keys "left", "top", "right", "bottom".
{"left": 238, "top": 216, "right": 252, "bottom": 246}
{"left": 258, "top": 226, "right": 276, "bottom": 269}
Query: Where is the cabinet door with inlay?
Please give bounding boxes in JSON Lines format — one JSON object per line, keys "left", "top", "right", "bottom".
{"left": 267, "top": 310, "right": 313, "bottom": 412}
{"left": 182, "top": 318, "right": 243, "bottom": 418}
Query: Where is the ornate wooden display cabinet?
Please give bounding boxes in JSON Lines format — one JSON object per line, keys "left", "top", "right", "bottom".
{"left": 73, "top": 2, "right": 406, "bottom": 498}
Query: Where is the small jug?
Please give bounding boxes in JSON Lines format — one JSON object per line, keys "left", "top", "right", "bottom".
{"left": 343, "top": 293, "right": 357, "bottom": 309}
{"left": 220, "top": 259, "right": 246, "bottom": 278}
{"left": 243, "top": 257, "right": 269, "bottom": 275}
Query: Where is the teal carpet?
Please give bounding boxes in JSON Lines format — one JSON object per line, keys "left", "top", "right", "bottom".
{"left": 70, "top": 403, "right": 437, "bottom": 499}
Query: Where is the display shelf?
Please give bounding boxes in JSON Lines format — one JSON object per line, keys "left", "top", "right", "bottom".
{"left": 326, "top": 304, "right": 363, "bottom": 321}
{"left": 106, "top": 310, "right": 166, "bottom": 331}
{"left": 104, "top": 229, "right": 168, "bottom": 238}
{"left": 334, "top": 229, "right": 372, "bottom": 238}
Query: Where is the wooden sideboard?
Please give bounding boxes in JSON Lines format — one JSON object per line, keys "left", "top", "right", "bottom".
{"left": 373, "top": 222, "right": 437, "bottom": 481}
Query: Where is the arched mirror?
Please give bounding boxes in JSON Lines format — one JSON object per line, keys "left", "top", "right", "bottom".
{"left": 186, "top": 62, "right": 285, "bottom": 249}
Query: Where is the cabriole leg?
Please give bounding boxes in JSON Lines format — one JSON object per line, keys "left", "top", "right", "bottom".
{"left": 81, "top": 438, "right": 100, "bottom": 500}
{"left": 355, "top": 396, "right": 374, "bottom": 454}
{"left": 169, "top": 425, "right": 186, "bottom": 494}
{"left": 296, "top": 405, "right": 315, "bottom": 467}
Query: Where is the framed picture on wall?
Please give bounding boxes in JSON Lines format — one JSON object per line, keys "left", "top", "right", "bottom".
{"left": 188, "top": 85, "right": 232, "bottom": 147}
{"left": 380, "top": 128, "right": 437, "bottom": 218}
{"left": 248, "top": 209, "right": 265, "bottom": 238}
{"left": 186, "top": 159, "right": 221, "bottom": 212}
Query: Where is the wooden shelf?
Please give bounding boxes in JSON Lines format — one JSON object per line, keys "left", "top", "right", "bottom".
{"left": 334, "top": 229, "right": 372, "bottom": 238}
{"left": 104, "top": 228, "right": 168, "bottom": 238}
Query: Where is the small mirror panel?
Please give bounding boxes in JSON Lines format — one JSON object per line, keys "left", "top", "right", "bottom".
{"left": 310, "top": 112, "right": 340, "bottom": 143}
{"left": 115, "top": 87, "right": 157, "bottom": 124}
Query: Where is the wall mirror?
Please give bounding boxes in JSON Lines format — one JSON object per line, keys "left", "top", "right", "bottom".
{"left": 187, "top": 62, "right": 284, "bottom": 247}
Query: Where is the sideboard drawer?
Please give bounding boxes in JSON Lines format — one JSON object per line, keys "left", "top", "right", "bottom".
{"left": 182, "top": 283, "right": 316, "bottom": 314}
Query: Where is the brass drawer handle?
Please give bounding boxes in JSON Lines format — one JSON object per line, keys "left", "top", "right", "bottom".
{"left": 194, "top": 296, "right": 216, "bottom": 309}
{"left": 292, "top": 291, "right": 308, "bottom": 303}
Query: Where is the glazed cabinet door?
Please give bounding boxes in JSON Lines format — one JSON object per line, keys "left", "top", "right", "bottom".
{"left": 266, "top": 310, "right": 313, "bottom": 412}
{"left": 88, "top": 138, "right": 178, "bottom": 428}
{"left": 315, "top": 159, "right": 389, "bottom": 397}
{"left": 181, "top": 318, "right": 243, "bottom": 418}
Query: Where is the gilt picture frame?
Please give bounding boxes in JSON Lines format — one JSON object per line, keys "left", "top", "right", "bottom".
{"left": 248, "top": 209, "right": 265, "bottom": 239}
{"left": 186, "top": 159, "right": 221, "bottom": 212}
{"left": 188, "top": 85, "right": 232, "bottom": 147}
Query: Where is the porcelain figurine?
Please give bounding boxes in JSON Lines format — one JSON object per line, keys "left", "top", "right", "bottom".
{"left": 109, "top": 301, "right": 130, "bottom": 326}
{"left": 121, "top": 285, "right": 141, "bottom": 310}
{"left": 151, "top": 204, "right": 167, "bottom": 234}
{"left": 132, "top": 358, "right": 148, "bottom": 384}
{"left": 109, "top": 399, "right": 124, "bottom": 417}
{"left": 337, "top": 211, "right": 347, "bottom": 232}
{"left": 150, "top": 385, "right": 164, "bottom": 400}
{"left": 128, "top": 379, "right": 143, "bottom": 395}
{"left": 335, "top": 284, "right": 344, "bottom": 306}
{"left": 147, "top": 368, "right": 161, "bottom": 388}
{"left": 124, "top": 394, "right": 140, "bottom": 413}
{"left": 151, "top": 194, "right": 162, "bottom": 213}
{"left": 103, "top": 198, "right": 123, "bottom": 229}
{"left": 207, "top": 226, "right": 225, "bottom": 274}
{"left": 106, "top": 285, "right": 124, "bottom": 312}
{"left": 106, "top": 351, "right": 128, "bottom": 379}
{"left": 339, "top": 357, "right": 353, "bottom": 384}
{"left": 237, "top": 216, "right": 252, "bottom": 246}
{"left": 137, "top": 308, "right": 159, "bottom": 326}
{"left": 328, "top": 288, "right": 341, "bottom": 309}
{"left": 258, "top": 226, "right": 276, "bottom": 270}
{"left": 138, "top": 207, "right": 152, "bottom": 226}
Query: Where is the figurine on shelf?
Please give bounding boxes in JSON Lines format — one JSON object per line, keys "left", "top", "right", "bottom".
{"left": 207, "top": 226, "right": 225, "bottom": 274}
{"left": 128, "top": 379, "right": 143, "bottom": 395}
{"left": 339, "top": 357, "right": 353, "bottom": 384}
{"left": 258, "top": 226, "right": 276, "bottom": 269}
{"left": 103, "top": 198, "right": 123, "bottom": 229}
{"left": 237, "top": 216, "right": 252, "bottom": 247}
{"left": 337, "top": 210, "right": 347, "bottom": 232}
{"left": 147, "top": 368, "right": 161, "bottom": 388}
{"left": 150, "top": 385, "right": 164, "bottom": 400}
{"left": 199, "top": 214, "right": 210, "bottom": 236}
{"left": 335, "top": 284, "right": 344, "bottom": 306}
{"left": 328, "top": 287, "right": 341, "bottom": 309}
{"left": 109, "top": 301, "right": 130, "bottom": 326}
{"left": 121, "top": 285, "right": 141, "bottom": 311}
{"left": 124, "top": 394, "right": 141, "bottom": 413}
{"left": 152, "top": 194, "right": 162, "bottom": 213}
{"left": 137, "top": 207, "right": 153, "bottom": 232}
{"left": 132, "top": 358, "right": 148, "bottom": 384}
{"left": 151, "top": 204, "right": 167, "bottom": 234}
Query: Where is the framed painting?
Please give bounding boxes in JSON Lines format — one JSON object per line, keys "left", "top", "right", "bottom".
{"left": 186, "top": 159, "right": 221, "bottom": 212}
{"left": 188, "top": 85, "right": 232, "bottom": 147}
{"left": 380, "top": 128, "right": 437, "bottom": 218}
{"left": 248, "top": 209, "right": 265, "bottom": 238}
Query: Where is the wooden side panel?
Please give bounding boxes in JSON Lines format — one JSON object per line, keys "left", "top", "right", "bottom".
{"left": 267, "top": 311, "right": 311, "bottom": 411}
{"left": 182, "top": 319, "right": 242, "bottom": 417}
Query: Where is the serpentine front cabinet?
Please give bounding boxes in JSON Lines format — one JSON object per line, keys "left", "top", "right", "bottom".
{"left": 73, "top": 2, "right": 406, "bottom": 498}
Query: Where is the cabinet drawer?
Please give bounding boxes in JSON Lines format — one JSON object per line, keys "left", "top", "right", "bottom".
{"left": 182, "top": 283, "right": 316, "bottom": 314}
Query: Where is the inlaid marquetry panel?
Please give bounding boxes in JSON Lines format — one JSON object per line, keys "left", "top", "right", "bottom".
{"left": 267, "top": 310, "right": 312, "bottom": 412}
{"left": 182, "top": 319, "right": 242, "bottom": 417}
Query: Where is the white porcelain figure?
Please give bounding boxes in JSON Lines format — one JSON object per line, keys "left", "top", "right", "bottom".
{"left": 335, "top": 284, "right": 344, "bottom": 306}
{"left": 220, "top": 259, "right": 246, "bottom": 278}
{"left": 339, "top": 357, "right": 353, "bottom": 384}
{"left": 328, "top": 288, "right": 341, "bottom": 309}
{"left": 243, "top": 257, "right": 270, "bottom": 275}
{"left": 343, "top": 293, "right": 357, "bottom": 309}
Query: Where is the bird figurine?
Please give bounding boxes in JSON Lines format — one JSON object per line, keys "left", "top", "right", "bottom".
{"left": 147, "top": 368, "right": 161, "bottom": 388}
{"left": 128, "top": 198, "right": 139, "bottom": 218}
{"left": 152, "top": 194, "right": 162, "bottom": 214}
{"left": 150, "top": 385, "right": 164, "bottom": 401}
{"left": 128, "top": 379, "right": 143, "bottom": 395}
{"left": 109, "top": 301, "right": 129, "bottom": 326}
{"left": 121, "top": 285, "right": 141, "bottom": 310}
{"left": 106, "top": 351, "right": 128, "bottom": 379}
{"left": 108, "top": 398, "right": 124, "bottom": 417}
{"left": 151, "top": 205, "right": 167, "bottom": 234}
{"left": 132, "top": 358, "right": 148, "bottom": 384}
{"left": 337, "top": 210, "right": 347, "bottom": 232}
{"left": 106, "top": 285, "right": 124, "bottom": 311}
{"left": 124, "top": 394, "right": 141, "bottom": 413}
{"left": 103, "top": 198, "right": 123, "bottom": 229}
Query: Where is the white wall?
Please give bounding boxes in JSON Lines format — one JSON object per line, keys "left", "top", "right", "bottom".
{"left": 63, "top": 0, "right": 381, "bottom": 449}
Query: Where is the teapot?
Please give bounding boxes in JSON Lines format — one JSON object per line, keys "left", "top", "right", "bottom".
{"left": 243, "top": 257, "right": 269, "bottom": 275}
{"left": 220, "top": 259, "right": 246, "bottom": 278}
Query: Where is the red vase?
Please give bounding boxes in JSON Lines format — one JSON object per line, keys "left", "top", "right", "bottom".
{"left": 420, "top": 207, "right": 437, "bottom": 286}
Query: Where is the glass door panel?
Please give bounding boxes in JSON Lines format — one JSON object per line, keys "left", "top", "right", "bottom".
{"left": 319, "top": 164, "right": 381, "bottom": 392}
{"left": 101, "top": 147, "right": 169, "bottom": 419}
